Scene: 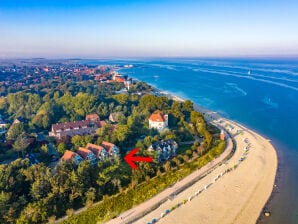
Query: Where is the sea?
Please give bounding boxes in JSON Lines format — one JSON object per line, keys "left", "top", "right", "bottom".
{"left": 83, "top": 58, "right": 298, "bottom": 224}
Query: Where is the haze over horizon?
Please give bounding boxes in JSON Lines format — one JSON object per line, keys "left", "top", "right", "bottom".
{"left": 1, "top": 0, "right": 298, "bottom": 58}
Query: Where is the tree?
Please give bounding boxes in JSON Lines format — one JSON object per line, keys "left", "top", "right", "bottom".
{"left": 13, "top": 134, "right": 30, "bottom": 158}
{"left": 7, "top": 123, "right": 25, "bottom": 140}
{"left": 57, "top": 142, "right": 67, "bottom": 154}
{"left": 144, "top": 136, "right": 153, "bottom": 147}
{"left": 40, "top": 144, "right": 49, "bottom": 154}
{"left": 85, "top": 187, "right": 96, "bottom": 207}
{"left": 135, "top": 140, "right": 145, "bottom": 150}
{"left": 163, "top": 161, "right": 171, "bottom": 172}
{"left": 71, "top": 135, "right": 92, "bottom": 150}
{"left": 114, "top": 124, "right": 130, "bottom": 143}
{"left": 0, "top": 191, "right": 11, "bottom": 223}
{"left": 203, "top": 130, "right": 213, "bottom": 149}
{"left": 16, "top": 201, "right": 48, "bottom": 224}
{"left": 112, "top": 94, "right": 129, "bottom": 105}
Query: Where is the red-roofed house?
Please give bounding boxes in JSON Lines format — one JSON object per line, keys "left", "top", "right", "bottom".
{"left": 77, "top": 147, "right": 97, "bottom": 165}
{"left": 101, "top": 141, "right": 120, "bottom": 156}
{"left": 149, "top": 112, "right": 168, "bottom": 131}
{"left": 49, "top": 119, "right": 105, "bottom": 139}
{"left": 86, "top": 114, "right": 100, "bottom": 122}
{"left": 86, "top": 143, "right": 108, "bottom": 160}
{"left": 61, "top": 150, "right": 83, "bottom": 164}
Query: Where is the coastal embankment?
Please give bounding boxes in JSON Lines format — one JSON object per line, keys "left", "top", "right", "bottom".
{"left": 106, "top": 86, "right": 278, "bottom": 224}
{"left": 135, "top": 99, "right": 278, "bottom": 224}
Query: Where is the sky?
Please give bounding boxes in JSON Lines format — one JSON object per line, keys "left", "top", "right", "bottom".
{"left": 0, "top": 0, "right": 298, "bottom": 58}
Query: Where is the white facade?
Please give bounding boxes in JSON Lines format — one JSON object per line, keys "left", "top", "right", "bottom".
{"left": 149, "top": 114, "right": 168, "bottom": 131}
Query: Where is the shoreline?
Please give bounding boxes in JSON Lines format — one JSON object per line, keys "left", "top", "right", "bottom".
{"left": 167, "top": 91, "right": 279, "bottom": 223}
{"left": 133, "top": 82, "right": 278, "bottom": 223}
{"left": 113, "top": 70, "right": 278, "bottom": 223}
{"left": 144, "top": 88, "right": 278, "bottom": 223}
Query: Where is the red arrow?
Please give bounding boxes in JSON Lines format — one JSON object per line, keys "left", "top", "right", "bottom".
{"left": 124, "top": 148, "right": 153, "bottom": 169}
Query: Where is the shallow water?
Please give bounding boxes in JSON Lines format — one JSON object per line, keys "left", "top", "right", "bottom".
{"left": 84, "top": 58, "right": 298, "bottom": 223}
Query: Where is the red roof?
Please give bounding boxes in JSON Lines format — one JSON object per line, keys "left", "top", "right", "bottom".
{"left": 86, "top": 143, "right": 104, "bottom": 155}
{"left": 51, "top": 120, "right": 103, "bottom": 133}
{"left": 86, "top": 114, "right": 100, "bottom": 121}
{"left": 77, "top": 147, "right": 93, "bottom": 159}
{"left": 101, "top": 141, "right": 114, "bottom": 153}
{"left": 61, "top": 150, "right": 78, "bottom": 162}
{"left": 115, "top": 77, "right": 125, "bottom": 83}
{"left": 149, "top": 112, "right": 166, "bottom": 122}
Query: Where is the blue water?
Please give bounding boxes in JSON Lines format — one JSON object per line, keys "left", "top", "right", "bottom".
{"left": 85, "top": 58, "right": 298, "bottom": 223}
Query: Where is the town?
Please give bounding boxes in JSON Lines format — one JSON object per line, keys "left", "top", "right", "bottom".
{"left": 0, "top": 60, "right": 224, "bottom": 224}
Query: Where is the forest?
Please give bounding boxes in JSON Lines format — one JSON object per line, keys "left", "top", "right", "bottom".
{"left": 0, "top": 68, "right": 223, "bottom": 223}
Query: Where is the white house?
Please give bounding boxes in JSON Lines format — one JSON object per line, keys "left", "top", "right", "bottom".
{"left": 148, "top": 112, "right": 168, "bottom": 132}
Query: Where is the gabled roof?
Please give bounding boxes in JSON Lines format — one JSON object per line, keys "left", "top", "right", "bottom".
{"left": 77, "top": 147, "right": 93, "bottom": 159}
{"left": 13, "top": 117, "right": 27, "bottom": 124}
{"left": 86, "top": 143, "right": 105, "bottom": 155}
{"left": 102, "top": 141, "right": 115, "bottom": 153}
{"left": 51, "top": 120, "right": 103, "bottom": 133}
{"left": 149, "top": 112, "right": 166, "bottom": 122}
{"left": 86, "top": 114, "right": 100, "bottom": 121}
{"left": 61, "top": 150, "right": 80, "bottom": 162}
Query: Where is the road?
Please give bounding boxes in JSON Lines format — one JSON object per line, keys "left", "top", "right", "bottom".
{"left": 106, "top": 132, "right": 233, "bottom": 224}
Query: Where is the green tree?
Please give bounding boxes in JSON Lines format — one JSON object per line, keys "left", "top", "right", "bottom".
{"left": 71, "top": 135, "right": 92, "bottom": 150}
{"left": 114, "top": 124, "right": 130, "bottom": 143}
{"left": 13, "top": 134, "right": 30, "bottom": 158}
{"left": 40, "top": 144, "right": 49, "bottom": 154}
{"left": 57, "top": 142, "right": 67, "bottom": 154}
{"left": 85, "top": 187, "right": 96, "bottom": 207}
{"left": 7, "top": 123, "right": 25, "bottom": 140}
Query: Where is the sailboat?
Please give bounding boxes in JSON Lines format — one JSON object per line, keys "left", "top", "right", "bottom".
{"left": 248, "top": 70, "right": 251, "bottom": 75}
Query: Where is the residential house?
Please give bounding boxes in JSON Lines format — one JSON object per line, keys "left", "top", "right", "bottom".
{"left": 101, "top": 141, "right": 120, "bottom": 156}
{"left": 85, "top": 143, "right": 108, "bottom": 160}
{"left": 148, "top": 112, "right": 168, "bottom": 132}
{"left": 86, "top": 114, "right": 100, "bottom": 122}
{"left": 0, "top": 116, "right": 8, "bottom": 134}
{"left": 77, "top": 147, "right": 97, "bottom": 165}
{"left": 148, "top": 139, "right": 178, "bottom": 163}
{"left": 60, "top": 141, "right": 119, "bottom": 165}
{"left": 13, "top": 117, "right": 27, "bottom": 124}
{"left": 61, "top": 150, "right": 83, "bottom": 164}
{"left": 49, "top": 114, "right": 106, "bottom": 139}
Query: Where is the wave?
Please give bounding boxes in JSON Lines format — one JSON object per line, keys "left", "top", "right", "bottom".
{"left": 262, "top": 97, "right": 279, "bottom": 108}
{"left": 192, "top": 68, "right": 298, "bottom": 92}
{"left": 198, "top": 68, "right": 298, "bottom": 84}
{"left": 226, "top": 83, "right": 247, "bottom": 96}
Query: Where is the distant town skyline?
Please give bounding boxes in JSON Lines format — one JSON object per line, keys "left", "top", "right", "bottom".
{"left": 1, "top": 0, "right": 298, "bottom": 58}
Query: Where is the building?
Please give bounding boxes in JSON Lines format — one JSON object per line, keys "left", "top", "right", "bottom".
{"left": 13, "top": 117, "right": 27, "bottom": 124}
{"left": 77, "top": 147, "right": 97, "bottom": 165}
{"left": 61, "top": 150, "right": 83, "bottom": 164}
{"left": 49, "top": 114, "right": 106, "bottom": 139}
{"left": 60, "top": 141, "right": 119, "bottom": 165}
{"left": 148, "top": 139, "right": 178, "bottom": 163}
{"left": 86, "top": 114, "right": 100, "bottom": 122}
{"left": 101, "top": 141, "right": 120, "bottom": 156}
{"left": 220, "top": 130, "right": 225, "bottom": 141}
{"left": 148, "top": 112, "right": 168, "bottom": 132}
{"left": 85, "top": 143, "right": 108, "bottom": 160}
{"left": 0, "top": 116, "right": 8, "bottom": 134}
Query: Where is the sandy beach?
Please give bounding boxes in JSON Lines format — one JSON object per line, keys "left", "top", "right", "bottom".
{"left": 105, "top": 91, "right": 278, "bottom": 224}
{"left": 135, "top": 104, "right": 278, "bottom": 224}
